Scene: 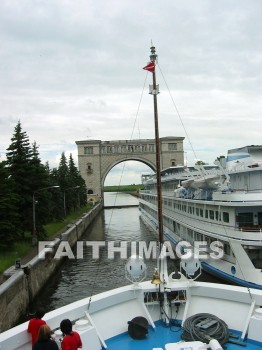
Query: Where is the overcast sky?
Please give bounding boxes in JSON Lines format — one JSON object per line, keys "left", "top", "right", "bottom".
{"left": 1, "top": 0, "right": 262, "bottom": 185}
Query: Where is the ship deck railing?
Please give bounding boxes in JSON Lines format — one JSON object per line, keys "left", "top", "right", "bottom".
{"left": 239, "top": 226, "right": 262, "bottom": 232}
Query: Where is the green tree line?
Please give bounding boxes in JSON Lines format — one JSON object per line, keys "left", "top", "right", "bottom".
{"left": 103, "top": 184, "right": 144, "bottom": 192}
{"left": 0, "top": 121, "right": 87, "bottom": 247}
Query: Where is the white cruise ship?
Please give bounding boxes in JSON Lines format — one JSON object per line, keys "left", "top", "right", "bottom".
{"left": 139, "top": 145, "right": 262, "bottom": 289}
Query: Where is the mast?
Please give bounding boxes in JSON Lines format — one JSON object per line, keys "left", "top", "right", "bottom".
{"left": 148, "top": 46, "right": 164, "bottom": 246}
{"left": 145, "top": 47, "right": 170, "bottom": 324}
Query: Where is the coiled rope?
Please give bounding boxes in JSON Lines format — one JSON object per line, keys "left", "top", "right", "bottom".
{"left": 181, "top": 313, "right": 229, "bottom": 345}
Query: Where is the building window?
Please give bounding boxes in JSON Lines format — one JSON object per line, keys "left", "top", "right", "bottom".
{"left": 148, "top": 144, "right": 155, "bottom": 152}
{"left": 86, "top": 163, "right": 93, "bottom": 174}
{"left": 84, "top": 147, "right": 93, "bottom": 154}
{"left": 87, "top": 189, "right": 93, "bottom": 194}
{"left": 168, "top": 143, "right": 177, "bottom": 150}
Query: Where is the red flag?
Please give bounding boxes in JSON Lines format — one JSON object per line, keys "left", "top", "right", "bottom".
{"left": 143, "top": 61, "right": 155, "bottom": 72}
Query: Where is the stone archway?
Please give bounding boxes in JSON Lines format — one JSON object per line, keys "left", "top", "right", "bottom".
{"left": 76, "top": 136, "right": 184, "bottom": 199}
{"left": 101, "top": 157, "right": 156, "bottom": 187}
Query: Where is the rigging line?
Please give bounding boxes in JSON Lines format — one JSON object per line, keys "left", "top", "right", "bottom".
{"left": 106, "top": 72, "right": 148, "bottom": 231}
{"left": 157, "top": 63, "right": 199, "bottom": 163}
{"left": 88, "top": 73, "right": 148, "bottom": 307}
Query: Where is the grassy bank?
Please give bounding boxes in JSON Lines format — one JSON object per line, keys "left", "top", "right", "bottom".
{"left": 0, "top": 203, "right": 93, "bottom": 275}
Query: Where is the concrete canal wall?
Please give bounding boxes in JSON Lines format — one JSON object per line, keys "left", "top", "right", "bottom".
{"left": 0, "top": 203, "right": 102, "bottom": 332}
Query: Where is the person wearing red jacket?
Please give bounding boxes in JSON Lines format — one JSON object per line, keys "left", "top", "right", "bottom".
{"left": 60, "top": 319, "right": 82, "bottom": 350}
{"left": 27, "top": 308, "right": 46, "bottom": 346}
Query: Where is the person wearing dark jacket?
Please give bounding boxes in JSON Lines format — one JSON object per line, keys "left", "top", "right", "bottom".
{"left": 32, "top": 325, "right": 58, "bottom": 350}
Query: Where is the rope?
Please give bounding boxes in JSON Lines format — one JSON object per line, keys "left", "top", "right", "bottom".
{"left": 157, "top": 63, "right": 199, "bottom": 164}
{"left": 181, "top": 313, "right": 229, "bottom": 345}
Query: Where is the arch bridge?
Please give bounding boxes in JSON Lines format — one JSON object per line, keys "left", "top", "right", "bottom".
{"left": 76, "top": 136, "right": 184, "bottom": 200}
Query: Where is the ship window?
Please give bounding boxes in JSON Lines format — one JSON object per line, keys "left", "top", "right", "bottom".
{"left": 224, "top": 243, "right": 230, "bottom": 255}
{"left": 238, "top": 212, "right": 253, "bottom": 227}
{"left": 258, "top": 212, "right": 262, "bottom": 225}
{"left": 223, "top": 212, "right": 229, "bottom": 223}
{"left": 196, "top": 233, "right": 201, "bottom": 241}
{"left": 209, "top": 210, "right": 214, "bottom": 220}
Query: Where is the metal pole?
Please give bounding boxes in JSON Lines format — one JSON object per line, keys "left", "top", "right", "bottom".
{"left": 150, "top": 45, "right": 164, "bottom": 245}
{"left": 32, "top": 192, "right": 37, "bottom": 245}
{"left": 32, "top": 185, "right": 60, "bottom": 245}
{"left": 64, "top": 191, "right": 66, "bottom": 218}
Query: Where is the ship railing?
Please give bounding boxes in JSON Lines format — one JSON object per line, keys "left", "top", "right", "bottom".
{"left": 239, "top": 226, "right": 262, "bottom": 233}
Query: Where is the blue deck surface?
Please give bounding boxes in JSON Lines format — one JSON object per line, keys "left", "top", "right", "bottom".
{"left": 105, "top": 321, "right": 261, "bottom": 350}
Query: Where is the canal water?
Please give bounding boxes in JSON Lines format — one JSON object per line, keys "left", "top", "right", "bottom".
{"left": 30, "top": 192, "right": 220, "bottom": 314}
{"left": 30, "top": 192, "right": 158, "bottom": 313}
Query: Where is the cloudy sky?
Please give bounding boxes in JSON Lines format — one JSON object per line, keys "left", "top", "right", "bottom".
{"left": 1, "top": 0, "right": 262, "bottom": 185}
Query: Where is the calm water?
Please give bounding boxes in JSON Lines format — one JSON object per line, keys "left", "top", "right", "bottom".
{"left": 31, "top": 193, "right": 158, "bottom": 312}
{"left": 30, "top": 192, "right": 220, "bottom": 314}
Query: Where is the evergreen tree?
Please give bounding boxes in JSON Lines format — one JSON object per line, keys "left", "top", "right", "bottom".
{"left": 58, "top": 152, "right": 70, "bottom": 189}
{"left": 0, "top": 161, "right": 21, "bottom": 246}
{"left": 30, "top": 142, "right": 59, "bottom": 238}
{"left": 49, "top": 167, "right": 64, "bottom": 220}
{"left": 68, "top": 154, "right": 87, "bottom": 208}
{"left": 57, "top": 153, "right": 72, "bottom": 217}
{"left": 6, "top": 121, "right": 33, "bottom": 236}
